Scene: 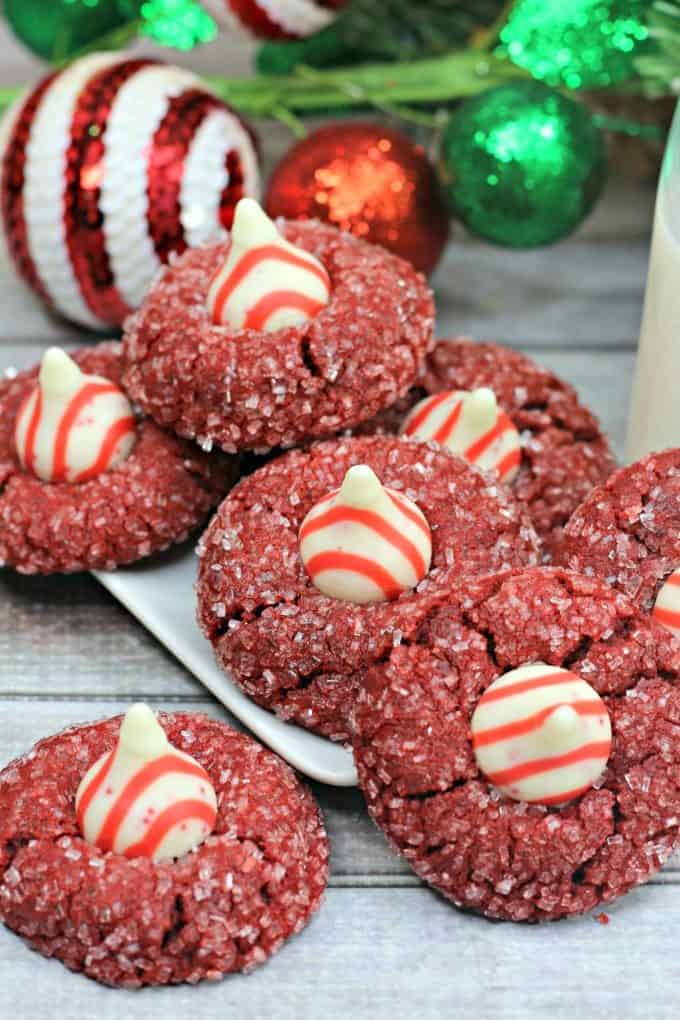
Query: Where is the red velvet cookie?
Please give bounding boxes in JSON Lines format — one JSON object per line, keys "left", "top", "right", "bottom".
{"left": 122, "top": 219, "right": 435, "bottom": 454}
{"left": 0, "top": 712, "right": 328, "bottom": 988}
{"left": 555, "top": 448, "right": 680, "bottom": 613}
{"left": 197, "top": 435, "right": 541, "bottom": 742}
{"left": 362, "top": 339, "right": 616, "bottom": 557}
{"left": 352, "top": 567, "right": 680, "bottom": 922}
{"left": 0, "top": 344, "right": 235, "bottom": 574}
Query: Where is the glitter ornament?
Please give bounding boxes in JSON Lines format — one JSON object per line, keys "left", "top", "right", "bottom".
{"left": 441, "top": 82, "right": 607, "bottom": 248}
{"left": 0, "top": 53, "right": 260, "bottom": 329}
{"left": 76, "top": 704, "right": 217, "bottom": 861}
{"left": 201, "top": 0, "right": 345, "bottom": 39}
{"left": 266, "top": 121, "right": 449, "bottom": 275}
{"left": 2, "top": 0, "right": 138, "bottom": 62}
{"left": 140, "top": 0, "right": 218, "bottom": 50}
{"left": 497, "top": 0, "right": 648, "bottom": 90}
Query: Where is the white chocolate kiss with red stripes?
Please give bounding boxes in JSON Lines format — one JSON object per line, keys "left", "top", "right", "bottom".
{"left": 207, "top": 198, "right": 331, "bottom": 332}
{"left": 14, "top": 348, "right": 136, "bottom": 485}
{"left": 401, "top": 388, "right": 522, "bottom": 484}
{"left": 652, "top": 567, "right": 680, "bottom": 641}
{"left": 76, "top": 704, "right": 217, "bottom": 862}
{"left": 299, "top": 464, "right": 432, "bottom": 604}
{"left": 471, "top": 663, "right": 612, "bottom": 806}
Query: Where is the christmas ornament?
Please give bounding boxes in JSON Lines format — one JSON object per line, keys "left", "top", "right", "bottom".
{"left": 299, "top": 464, "right": 432, "bottom": 604}
{"left": 201, "top": 0, "right": 344, "bottom": 39}
{"left": 266, "top": 122, "right": 449, "bottom": 275}
{"left": 440, "top": 82, "right": 607, "bottom": 248}
{"left": 497, "top": 0, "right": 648, "bottom": 90}
{"left": 140, "top": 0, "right": 218, "bottom": 51}
{"left": 401, "top": 388, "right": 521, "bottom": 484}
{"left": 207, "top": 198, "right": 331, "bottom": 330}
{"left": 76, "top": 704, "right": 217, "bottom": 861}
{"left": 14, "top": 347, "right": 137, "bottom": 484}
{"left": 471, "top": 663, "right": 612, "bottom": 805}
{"left": 0, "top": 53, "right": 260, "bottom": 330}
{"left": 2, "top": 0, "right": 138, "bottom": 63}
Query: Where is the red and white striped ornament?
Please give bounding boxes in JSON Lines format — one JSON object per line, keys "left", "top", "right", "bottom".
{"left": 76, "top": 704, "right": 217, "bottom": 862}
{"left": 471, "top": 663, "right": 612, "bottom": 806}
{"left": 207, "top": 197, "right": 331, "bottom": 331}
{"left": 652, "top": 567, "right": 680, "bottom": 641}
{"left": 401, "top": 388, "right": 522, "bottom": 484}
{"left": 0, "top": 53, "right": 260, "bottom": 330}
{"left": 201, "top": 0, "right": 344, "bottom": 39}
{"left": 299, "top": 464, "right": 432, "bottom": 604}
{"left": 14, "top": 347, "right": 136, "bottom": 485}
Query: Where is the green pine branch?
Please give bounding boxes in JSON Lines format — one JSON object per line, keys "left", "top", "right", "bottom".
{"left": 635, "top": 0, "right": 680, "bottom": 96}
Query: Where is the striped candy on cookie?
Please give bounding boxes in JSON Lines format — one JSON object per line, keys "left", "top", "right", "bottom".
{"left": 653, "top": 567, "right": 680, "bottom": 640}
{"left": 401, "top": 388, "right": 522, "bottom": 483}
{"left": 299, "top": 464, "right": 432, "bottom": 604}
{"left": 76, "top": 704, "right": 217, "bottom": 862}
{"left": 14, "top": 347, "right": 136, "bottom": 484}
{"left": 471, "top": 663, "right": 612, "bottom": 805}
{"left": 207, "top": 198, "right": 331, "bottom": 332}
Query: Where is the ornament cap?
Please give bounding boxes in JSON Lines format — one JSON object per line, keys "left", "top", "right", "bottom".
{"left": 339, "top": 464, "right": 385, "bottom": 509}
{"left": 118, "top": 703, "right": 169, "bottom": 760}
{"left": 39, "top": 347, "right": 83, "bottom": 397}
{"left": 465, "top": 388, "right": 498, "bottom": 432}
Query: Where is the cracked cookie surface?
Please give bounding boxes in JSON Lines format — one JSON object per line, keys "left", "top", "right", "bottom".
{"left": 196, "top": 435, "right": 541, "bottom": 742}
{"left": 351, "top": 567, "right": 680, "bottom": 921}
{"left": 0, "top": 712, "right": 328, "bottom": 987}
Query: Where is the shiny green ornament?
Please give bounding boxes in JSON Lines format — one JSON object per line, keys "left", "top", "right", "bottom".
{"left": 140, "top": 0, "right": 217, "bottom": 50}
{"left": 496, "top": 0, "right": 648, "bottom": 89}
{"left": 440, "top": 82, "right": 607, "bottom": 248}
{"left": 2, "top": 0, "right": 139, "bottom": 62}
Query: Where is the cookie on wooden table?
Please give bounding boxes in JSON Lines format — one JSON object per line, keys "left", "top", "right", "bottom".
{"left": 351, "top": 567, "right": 680, "bottom": 922}
{"left": 0, "top": 708, "right": 328, "bottom": 987}
{"left": 196, "top": 434, "right": 541, "bottom": 743}
{"left": 122, "top": 199, "right": 435, "bottom": 454}
{"left": 362, "top": 338, "right": 617, "bottom": 557}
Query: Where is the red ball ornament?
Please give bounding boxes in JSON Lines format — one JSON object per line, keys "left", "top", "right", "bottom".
{"left": 265, "top": 122, "right": 450, "bottom": 275}
{"left": 0, "top": 53, "right": 260, "bottom": 330}
{"left": 201, "top": 0, "right": 345, "bottom": 39}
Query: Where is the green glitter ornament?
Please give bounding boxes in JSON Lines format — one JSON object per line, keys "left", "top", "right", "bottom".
{"left": 440, "top": 82, "right": 607, "bottom": 248}
{"left": 140, "top": 0, "right": 217, "bottom": 50}
{"left": 2, "top": 0, "right": 139, "bottom": 62}
{"left": 496, "top": 0, "right": 648, "bottom": 90}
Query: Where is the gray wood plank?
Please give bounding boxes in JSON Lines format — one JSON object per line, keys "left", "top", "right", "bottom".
{"left": 0, "top": 882, "right": 676, "bottom": 1020}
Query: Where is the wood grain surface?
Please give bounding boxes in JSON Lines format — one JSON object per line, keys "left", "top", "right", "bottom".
{"left": 0, "top": 18, "right": 671, "bottom": 1020}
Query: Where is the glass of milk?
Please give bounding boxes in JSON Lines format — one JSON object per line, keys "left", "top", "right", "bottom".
{"left": 626, "top": 106, "right": 680, "bottom": 461}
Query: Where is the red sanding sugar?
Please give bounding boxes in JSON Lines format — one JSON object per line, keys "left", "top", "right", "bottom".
{"left": 122, "top": 220, "right": 435, "bottom": 453}
{"left": 0, "top": 344, "right": 236, "bottom": 574}
{"left": 0, "top": 712, "right": 328, "bottom": 987}
{"left": 555, "top": 448, "right": 680, "bottom": 612}
{"left": 361, "top": 339, "right": 616, "bottom": 557}
{"left": 197, "top": 435, "right": 541, "bottom": 742}
{"left": 352, "top": 567, "right": 680, "bottom": 922}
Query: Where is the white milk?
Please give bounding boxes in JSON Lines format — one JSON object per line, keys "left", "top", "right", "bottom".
{"left": 627, "top": 115, "right": 680, "bottom": 462}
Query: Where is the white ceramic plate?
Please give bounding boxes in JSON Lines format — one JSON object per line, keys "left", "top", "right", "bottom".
{"left": 93, "top": 544, "right": 358, "bottom": 787}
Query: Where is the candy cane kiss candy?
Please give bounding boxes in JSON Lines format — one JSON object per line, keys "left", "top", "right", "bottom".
{"left": 14, "top": 347, "right": 136, "bottom": 484}
{"left": 401, "top": 387, "right": 522, "bottom": 483}
{"left": 299, "top": 464, "right": 432, "bottom": 604}
{"left": 471, "top": 663, "right": 612, "bottom": 805}
{"left": 652, "top": 566, "right": 680, "bottom": 641}
{"left": 76, "top": 703, "right": 217, "bottom": 861}
{"left": 207, "top": 197, "right": 331, "bottom": 331}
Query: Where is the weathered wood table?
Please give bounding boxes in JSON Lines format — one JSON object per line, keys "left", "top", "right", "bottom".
{"left": 0, "top": 24, "right": 673, "bottom": 1020}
